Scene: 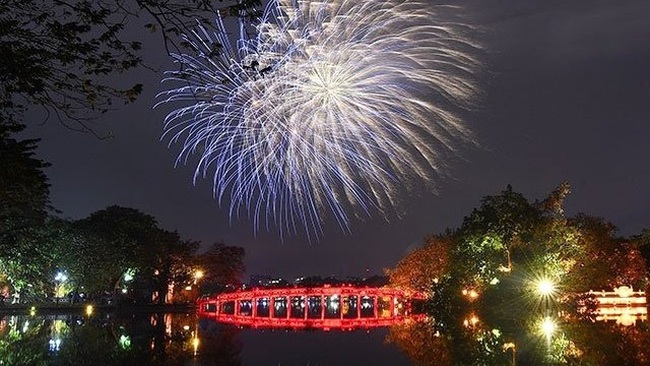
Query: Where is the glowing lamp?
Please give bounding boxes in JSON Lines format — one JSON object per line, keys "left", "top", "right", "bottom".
{"left": 536, "top": 279, "right": 556, "bottom": 297}
{"left": 194, "top": 270, "right": 204, "bottom": 280}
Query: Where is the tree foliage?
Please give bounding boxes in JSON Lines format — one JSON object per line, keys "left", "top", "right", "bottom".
{"left": 0, "top": 122, "right": 54, "bottom": 300}
{"left": 70, "top": 205, "right": 159, "bottom": 292}
{"left": 387, "top": 234, "right": 451, "bottom": 293}
{"left": 388, "top": 183, "right": 650, "bottom": 364}
{"left": 196, "top": 242, "right": 245, "bottom": 292}
{"left": 0, "top": 0, "right": 261, "bottom": 133}
{"left": 0, "top": 123, "right": 50, "bottom": 246}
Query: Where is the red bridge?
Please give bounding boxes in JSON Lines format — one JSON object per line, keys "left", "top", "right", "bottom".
{"left": 197, "top": 286, "right": 426, "bottom": 330}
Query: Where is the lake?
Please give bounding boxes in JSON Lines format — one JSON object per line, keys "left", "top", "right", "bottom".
{"left": 1, "top": 309, "right": 648, "bottom": 365}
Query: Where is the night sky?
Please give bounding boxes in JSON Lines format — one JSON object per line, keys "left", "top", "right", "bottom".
{"left": 25, "top": 1, "right": 650, "bottom": 280}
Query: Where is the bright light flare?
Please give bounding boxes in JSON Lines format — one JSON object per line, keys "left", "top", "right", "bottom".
{"left": 194, "top": 270, "right": 204, "bottom": 280}
{"left": 539, "top": 316, "right": 557, "bottom": 338}
{"left": 158, "top": 0, "right": 480, "bottom": 239}
{"left": 536, "top": 278, "right": 556, "bottom": 297}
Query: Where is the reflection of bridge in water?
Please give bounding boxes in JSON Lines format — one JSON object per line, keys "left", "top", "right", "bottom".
{"left": 197, "top": 286, "right": 427, "bottom": 330}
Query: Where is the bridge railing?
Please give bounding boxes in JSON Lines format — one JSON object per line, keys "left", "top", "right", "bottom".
{"left": 197, "top": 286, "right": 426, "bottom": 329}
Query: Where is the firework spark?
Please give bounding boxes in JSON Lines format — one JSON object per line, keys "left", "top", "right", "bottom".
{"left": 157, "top": 0, "right": 480, "bottom": 239}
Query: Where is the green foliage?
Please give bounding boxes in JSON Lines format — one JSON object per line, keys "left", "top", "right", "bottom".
{"left": 70, "top": 206, "right": 159, "bottom": 292}
{"left": 396, "top": 183, "right": 649, "bottom": 365}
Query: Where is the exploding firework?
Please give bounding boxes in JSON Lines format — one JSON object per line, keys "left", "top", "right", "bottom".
{"left": 157, "top": 0, "right": 479, "bottom": 239}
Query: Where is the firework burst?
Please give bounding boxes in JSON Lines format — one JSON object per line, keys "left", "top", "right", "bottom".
{"left": 157, "top": 0, "right": 480, "bottom": 239}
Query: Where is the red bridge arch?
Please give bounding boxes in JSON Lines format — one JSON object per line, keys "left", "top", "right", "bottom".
{"left": 197, "top": 286, "right": 426, "bottom": 330}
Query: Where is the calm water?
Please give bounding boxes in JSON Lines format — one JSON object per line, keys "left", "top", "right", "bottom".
{"left": 1, "top": 310, "right": 649, "bottom": 365}
{"left": 0, "top": 311, "right": 411, "bottom": 366}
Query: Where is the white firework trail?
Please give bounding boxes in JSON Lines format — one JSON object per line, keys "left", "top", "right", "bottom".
{"left": 157, "top": 0, "right": 480, "bottom": 240}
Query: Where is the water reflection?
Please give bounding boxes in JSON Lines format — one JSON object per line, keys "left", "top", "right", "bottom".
{"left": 0, "top": 312, "right": 242, "bottom": 366}
{"left": 387, "top": 309, "right": 650, "bottom": 365}
{"left": 1, "top": 307, "right": 649, "bottom": 365}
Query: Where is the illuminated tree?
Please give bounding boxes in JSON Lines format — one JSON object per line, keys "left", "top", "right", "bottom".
{"left": 451, "top": 185, "right": 540, "bottom": 291}
{"left": 568, "top": 214, "right": 648, "bottom": 292}
{"left": 387, "top": 234, "right": 451, "bottom": 293}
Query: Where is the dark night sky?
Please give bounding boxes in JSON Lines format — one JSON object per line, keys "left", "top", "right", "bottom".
{"left": 25, "top": 1, "right": 650, "bottom": 280}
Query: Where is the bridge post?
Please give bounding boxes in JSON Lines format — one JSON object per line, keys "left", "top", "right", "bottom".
{"left": 357, "top": 293, "right": 361, "bottom": 319}
{"left": 304, "top": 295, "right": 308, "bottom": 320}
{"left": 390, "top": 296, "right": 395, "bottom": 317}
{"left": 373, "top": 296, "right": 378, "bottom": 318}
{"left": 252, "top": 297, "right": 257, "bottom": 318}
{"left": 320, "top": 296, "right": 325, "bottom": 320}
{"left": 287, "top": 296, "right": 291, "bottom": 319}
{"left": 270, "top": 297, "right": 275, "bottom": 318}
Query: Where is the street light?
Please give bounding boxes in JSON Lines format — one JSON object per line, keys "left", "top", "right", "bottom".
{"left": 194, "top": 270, "right": 204, "bottom": 281}
{"left": 536, "top": 278, "right": 556, "bottom": 297}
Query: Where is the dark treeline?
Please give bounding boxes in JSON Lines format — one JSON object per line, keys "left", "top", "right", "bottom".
{"left": 0, "top": 202, "right": 245, "bottom": 305}
{"left": 1, "top": 120, "right": 244, "bottom": 305}
{"left": 1, "top": 0, "right": 266, "bottom": 306}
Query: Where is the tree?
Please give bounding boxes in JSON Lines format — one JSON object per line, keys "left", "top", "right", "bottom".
{"left": 386, "top": 234, "right": 451, "bottom": 293}
{"left": 569, "top": 214, "right": 648, "bottom": 291}
{"left": 0, "top": 123, "right": 50, "bottom": 248}
{"left": 632, "top": 228, "right": 650, "bottom": 277}
{"left": 142, "top": 229, "right": 198, "bottom": 304}
{"left": 453, "top": 185, "right": 540, "bottom": 289}
{"left": 1, "top": 0, "right": 261, "bottom": 134}
{"left": 196, "top": 242, "right": 245, "bottom": 293}
{"left": 71, "top": 206, "right": 159, "bottom": 293}
{"left": 0, "top": 122, "right": 54, "bottom": 300}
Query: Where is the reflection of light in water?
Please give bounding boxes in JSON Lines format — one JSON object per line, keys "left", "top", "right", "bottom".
{"left": 119, "top": 334, "right": 131, "bottom": 350}
{"left": 48, "top": 338, "right": 61, "bottom": 352}
{"left": 538, "top": 316, "right": 557, "bottom": 346}
{"left": 461, "top": 288, "right": 479, "bottom": 301}
{"left": 463, "top": 314, "right": 479, "bottom": 328}
{"left": 540, "top": 317, "right": 556, "bottom": 336}
{"left": 49, "top": 319, "right": 68, "bottom": 353}
{"left": 192, "top": 331, "right": 200, "bottom": 356}
{"left": 595, "top": 306, "right": 647, "bottom": 326}
{"left": 586, "top": 286, "right": 648, "bottom": 326}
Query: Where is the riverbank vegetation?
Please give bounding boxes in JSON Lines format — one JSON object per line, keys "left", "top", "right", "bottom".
{"left": 386, "top": 183, "right": 650, "bottom": 364}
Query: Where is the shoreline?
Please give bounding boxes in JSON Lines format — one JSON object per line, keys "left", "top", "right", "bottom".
{"left": 0, "top": 302, "right": 197, "bottom": 315}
